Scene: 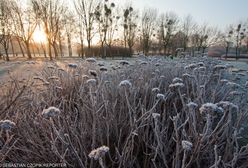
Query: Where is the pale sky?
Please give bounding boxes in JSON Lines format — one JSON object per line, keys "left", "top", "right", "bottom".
{"left": 116, "top": 0, "right": 247, "bottom": 30}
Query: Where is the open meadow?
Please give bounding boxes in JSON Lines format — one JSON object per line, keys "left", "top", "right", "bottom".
{"left": 0, "top": 56, "right": 247, "bottom": 167}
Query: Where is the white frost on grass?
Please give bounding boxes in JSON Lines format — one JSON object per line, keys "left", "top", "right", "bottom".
{"left": 87, "top": 79, "right": 97, "bottom": 85}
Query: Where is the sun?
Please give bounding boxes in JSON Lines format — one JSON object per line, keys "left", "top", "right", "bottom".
{"left": 33, "top": 28, "right": 47, "bottom": 43}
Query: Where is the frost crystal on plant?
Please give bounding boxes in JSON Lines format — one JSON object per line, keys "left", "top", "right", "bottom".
{"left": 42, "top": 107, "right": 61, "bottom": 119}
{"left": 182, "top": 140, "right": 193, "bottom": 151}
{"left": 88, "top": 145, "right": 109, "bottom": 160}
{"left": 0, "top": 120, "right": 16, "bottom": 130}
{"left": 119, "top": 80, "right": 132, "bottom": 87}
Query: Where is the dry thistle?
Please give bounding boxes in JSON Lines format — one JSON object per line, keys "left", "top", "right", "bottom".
{"left": 42, "top": 107, "right": 61, "bottom": 119}
{"left": 0, "top": 120, "right": 16, "bottom": 130}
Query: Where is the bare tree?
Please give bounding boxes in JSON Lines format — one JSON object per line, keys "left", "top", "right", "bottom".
{"left": 11, "top": 0, "right": 38, "bottom": 59}
{"left": 95, "top": 0, "right": 117, "bottom": 58}
{"left": 181, "top": 15, "right": 196, "bottom": 52}
{"left": 157, "top": 12, "right": 178, "bottom": 55}
{"left": 123, "top": 4, "right": 138, "bottom": 56}
{"left": 141, "top": 8, "right": 157, "bottom": 55}
{"left": 0, "top": 0, "right": 13, "bottom": 61}
{"left": 31, "top": 0, "right": 66, "bottom": 60}
{"left": 74, "top": 0, "right": 99, "bottom": 56}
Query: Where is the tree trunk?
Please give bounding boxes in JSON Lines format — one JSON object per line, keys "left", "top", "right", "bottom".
{"left": 25, "top": 41, "right": 32, "bottom": 59}
{"left": 58, "top": 32, "right": 63, "bottom": 57}
{"left": 10, "top": 39, "right": 15, "bottom": 57}
{"left": 48, "top": 40, "right": 52, "bottom": 60}
{"left": 67, "top": 33, "right": 72, "bottom": 57}
{"left": 17, "top": 38, "right": 25, "bottom": 57}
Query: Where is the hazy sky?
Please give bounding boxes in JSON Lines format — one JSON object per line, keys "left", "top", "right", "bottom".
{"left": 118, "top": 0, "right": 247, "bottom": 30}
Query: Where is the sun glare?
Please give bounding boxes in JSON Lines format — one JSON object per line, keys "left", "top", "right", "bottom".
{"left": 33, "top": 28, "right": 47, "bottom": 43}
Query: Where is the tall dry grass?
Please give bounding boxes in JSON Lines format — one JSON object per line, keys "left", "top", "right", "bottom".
{"left": 0, "top": 56, "right": 247, "bottom": 168}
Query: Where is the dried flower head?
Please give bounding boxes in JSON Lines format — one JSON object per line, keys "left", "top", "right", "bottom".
{"left": 100, "top": 67, "right": 108, "bottom": 72}
{"left": 152, "top": 87, "right": 160, "bottom": 93}
{"left": 87, "top": 79, "right": 97, "bottom": 85}
{"left": 120, "top": 60, "right": 130, "bottom": 65}
{"left": 0, "top": 120, "right": 16, "bottom": 130}
{"left": 172, "top": 77, "right": 183, "bottom": 83}
{"left": 152, "top": 113, "right": 161, "bottom": 119}
{"left": 199, "top": 103, "right": 222, "bottom": 115}
{"left": 119, "top": 80, "right": 132, "bottom": 88}
{"left": 182, "top": 140, "right": 193, "bottom": 151}
{"left": 217, "top": 101, "right": 239, "bottom": 111}
{"left": 42, "top": 107, "right": 61, "bottom": 119}
{"left": 213, "top": 65, "right": 226, "bottom": 71}
{"left": 89, "top": 70, "right": 97, "bottom": 77}
{"left": 169, "top": 82, "right": 184, "bottom": 90}
{"left": 156, "top": 93, "right": 165, "bottom": 100}
{"left": 89, "top": 145, "right": 109, "bottom": 160}
{"left": 184, "top": 64, "right": 197, "bottom": 70}
{"left": 86, "top": 58, "right": 97, "bottom": 63}
{"left": 68, "top": 63, "right": 78, "bottom": 68}
{"left": 187, "top": 102, "right": 198, "bottom": 109}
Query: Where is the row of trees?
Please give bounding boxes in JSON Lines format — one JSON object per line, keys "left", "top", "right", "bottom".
{"left": 0, "top": 0, "right": 247, "bottom": 61}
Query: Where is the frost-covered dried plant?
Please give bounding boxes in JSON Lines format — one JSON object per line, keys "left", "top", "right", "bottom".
{"left": 42, "top": 107, "right": 61, "bottom": 119}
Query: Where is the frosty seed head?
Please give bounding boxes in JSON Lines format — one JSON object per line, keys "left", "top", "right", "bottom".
{"left": 86, "top": 58, "right": 97, "bottom": 63}
{"left": 89, "top": 70, "right": 97, "bottom": 77}
{"left": 213, "top": 65, "right": 226, "bottom": 71}
{"left": 182, "top": 140, "right": 193, "bottom": 151}
{"left": 156, "top": 93, "right": 165, "bottom": 100}
{"left": 86, "top": 79, "right": 97, "bottom": 85}
{"left": 152, "top": 113, "right": 161, "bottom": 119}
{"left": 199, "top": 103, "right": 222, "bottom": 115}
{"left": 152, "top": 88, "right": 160, "bottom": 93}
{"left": 68, "top": 63, "right": 78, "bottom": 68}
{"left": 0, "top": 120, "right": 16, "bottom": 130}
{"left": 217, "top": 101, "right": 238, "bottom": 111}
{"left": 119, "top": 80, "right": 132, "bottom": 88}
{"left": 187, "top": 102, "right": 198, "bottom": 109}
{"left": 100, "top": 67, "right": 108, "bottom": 72}
{"left": 172, "top": 77, "right": 183, "bottom": 83}
{"left": 42, "top": 107, "right": 61, "bottom": 119}
{"left": 169, "top": 82, "right": 184, "bottom": 90}
{"left": 88, "top": 145, "right": 109, "bottom": 160}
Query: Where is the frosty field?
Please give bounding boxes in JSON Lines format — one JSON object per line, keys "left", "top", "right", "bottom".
{"left": 0, "top": 56, "right": 248, "bottom": 167}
